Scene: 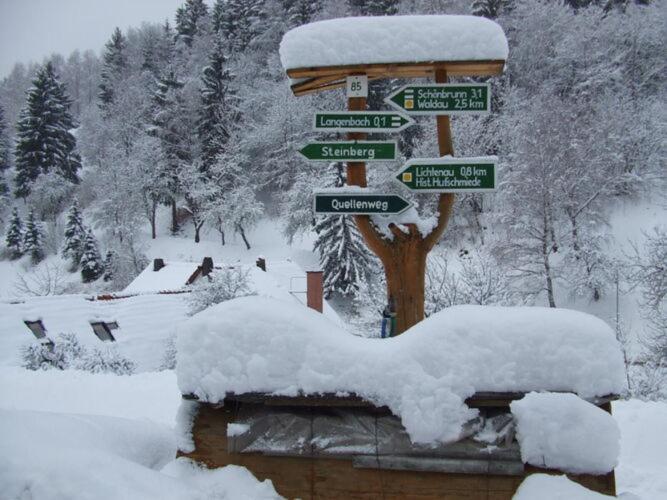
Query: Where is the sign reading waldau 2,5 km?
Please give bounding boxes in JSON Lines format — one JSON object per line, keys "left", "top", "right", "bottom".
{"left": 314, "top": 192, "right": 412, "bottom": 215}
{"left": 396, "top": 157, "right": 498, "bottom": 193}
{"left": 313, "top": 111, "right": 414, "bottom": 133}
{"left": 299, "top": 141, "right": 397, "bottom": 162}
{"left": 385, "top": 84, "right": 490, "bottom": 116}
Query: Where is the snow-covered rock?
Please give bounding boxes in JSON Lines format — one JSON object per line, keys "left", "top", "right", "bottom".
{"left": 176, "top": 297, "right": 626, "bottom": 444}
{"left": 280, "top": 15, "right": 508, "bottom": 71}
{"left": 511, "top": 392, "right": 620, "bottom": 474}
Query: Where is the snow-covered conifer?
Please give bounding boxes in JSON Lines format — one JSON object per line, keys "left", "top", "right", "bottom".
{"left": 0, "top": 104, "right": 10, "bottom": 197}
{"left": 62, "top": 200, "right": 86, "bottom": 268}
{"left": 175, "top": 0, "right": 209, "bottom": 47}
{"left": 219, "top": 0, "right": 266, "bottom": 52}
{"left": 23, "top": 209, "right": 44, "bottom": 264}
{"left": 313, "top": 163, "right": 374, "bottom": 297}
{"left": 348, "top": 0, "right": 398, "bottom": 16}
{"left": 5, "top": 207, "right": 23, "bottom": 259}
{"left": 287, "top": 0, "right": 318, "bottom": 27}
{"left": 103, "top": 250, "right": 116, "bottom": 282}
{"left": 14, "top": 62, "right": 81, "bottom": 198}
{"left": 80, "top": 229, "right": 104, "bottom": 283}
{"left": 98, "top": 28, "right": 127, "bottom": 112}
{"left": 471, "top": 0, "right": 508, "bottom": 19}
{"left": 198, "top": 35, "right": 234, "bottom": 171}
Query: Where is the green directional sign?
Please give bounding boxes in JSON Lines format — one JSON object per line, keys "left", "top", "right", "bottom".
{"left": 313, "top": 111, "right": 414, "bottom": 133}
{"left": 385, "top": 84, "right": 490, "bottom": 116}
{"left": 314, "top": 192, "right": 412, "bottom": 215}
{"left": 299, "top": 141, "right": 397, "bottom": 162}
{"left": 395, "top": 157, "right": 497, "bottom": 193}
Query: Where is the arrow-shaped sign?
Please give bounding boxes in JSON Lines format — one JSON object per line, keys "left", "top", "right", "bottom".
{"left": 385, "top": 84, "right": 490, "bottom": 116}
{"left": 313, "top": 111, "right": 414, "bottom": 133}
{"left": 395, "top": 157, "right": 497, "bottom": 193}
{"left": 314, "top": 192, "right": 412, "bottom": 215}
{"left": 299, "top": 141, "right": 397, "bottom": 162}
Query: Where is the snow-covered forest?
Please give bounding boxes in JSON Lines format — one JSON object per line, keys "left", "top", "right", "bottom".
{"left": 1, "top": 0, "right": 664, "bottom": 395}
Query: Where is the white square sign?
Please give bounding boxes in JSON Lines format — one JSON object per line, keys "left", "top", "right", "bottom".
{"left": 346, "top": 75, "right": 368, "bottom": 98}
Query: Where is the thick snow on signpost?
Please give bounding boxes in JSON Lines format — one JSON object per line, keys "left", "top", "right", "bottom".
{"left": 176, "top": 296, "right": 627, "bottom": 444}
{"left": 279, "top": 15, "right": 509, "bottom": 73}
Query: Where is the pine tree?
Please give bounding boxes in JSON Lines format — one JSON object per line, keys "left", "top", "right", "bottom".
{"left": 23, "top": 209, "right": 44, "bottom": 264}
{"left": 348, "top": 0, "right": 398, "bottom": 15}
{"left": 14, "top": 62, "right": 82, "bottom": 198}
{"left": 103, "top": 250, "right": 116, "bottom": 282}
{"left": 220, "top": 0, "right": 266, "bottom": 52}
{"left": 80, "top": 229, "right": 104, "bottom": 283}
{"left": 198, "top": 35, "right": 234, "bottom": 170}
{"left": 0, "top": 104, "right": 11, "bottom": 197}
{"left": 212, "top": 0, "right": 225, "bottom": 33}
{"left": 98, "top": 28, "right": 126, "bottom": 112}
{"left": 287, "top": 0, "right": 318, "bottom": 27}
{"left": 175, "top": 0, "right": 209, "bottom": 47}
{"left": 313, "top": 164, "right": 374, "bottom": 297}
{"left": 62, "top": 200, "right": 86, "bottom": 268}
{"left": 471, "top": 0, "right": 508, "bottom": 19}
{"left": 5, "top": 207, "right": 23, "bottom": 259}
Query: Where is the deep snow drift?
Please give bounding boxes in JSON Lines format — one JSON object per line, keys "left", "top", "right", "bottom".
{"left": 176, "top": 296, "right": 626, "bottom": 444}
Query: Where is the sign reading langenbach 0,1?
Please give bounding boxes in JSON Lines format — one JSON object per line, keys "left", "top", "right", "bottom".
{"left": 299, "top": 141, "right": 397, "bottom": 162}
{"left": 395, "top": 157, "right": 497, "bottom": 193}
{"left": 314, "top": 192, "right": 412, "bottom": 215}
{"left": 313, "top": 111, "right": 414, "bottom": 133}
{"left": 385, "top": 84, "right": 490, "bottom": 115}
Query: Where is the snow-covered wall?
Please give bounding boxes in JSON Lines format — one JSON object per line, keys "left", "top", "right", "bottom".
{"left": 176, "top": 296, "right": 626, "bottom": 444}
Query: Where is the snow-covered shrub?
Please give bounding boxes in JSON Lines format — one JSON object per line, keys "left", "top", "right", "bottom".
{"left": 77, "top": 347, "right": 136, "bottom": 375}
{"left": 21, "top": 333, "right": 135, "bottom": 375}
{"left": 21, "top": 333, "right": 84, "bottom": 370}
{"left": 13, "top": 262, "right": 68, "bottom": 296}
{"left": 160, "top": 335, "right": 177, "bottom": 370}
{"left": 187, "top": 267, "right": 255, "bottom": 315}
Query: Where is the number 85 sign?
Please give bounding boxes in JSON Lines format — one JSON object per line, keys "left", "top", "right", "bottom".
{"left": 346, "top": 75, "right": 368, "bottom": 98}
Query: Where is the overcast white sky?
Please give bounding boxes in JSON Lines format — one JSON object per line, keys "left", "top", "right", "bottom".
{"left": 0, "top": 0, "right": 206, "bottom": 78}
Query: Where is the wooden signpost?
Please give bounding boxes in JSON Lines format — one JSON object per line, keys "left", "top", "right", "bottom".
{"left": 289, "top": 58, "right": 504, "bottom": 335}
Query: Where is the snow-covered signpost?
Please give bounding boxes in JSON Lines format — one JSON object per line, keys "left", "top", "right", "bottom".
{"left": 280, "top": 15, "right": 508, "bottom": 334}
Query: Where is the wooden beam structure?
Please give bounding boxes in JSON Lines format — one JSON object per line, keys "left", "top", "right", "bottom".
{"left": 288, "top": 59, "right": 506, "bottom": 96}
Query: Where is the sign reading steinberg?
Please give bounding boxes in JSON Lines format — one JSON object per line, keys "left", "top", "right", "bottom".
{"left": 313, "top": 111, "right": 414, "bottom": 133}
{"left": 395, "top": 157, "right": 497, "bottom": 193}
{"left": 314, "top": 192, "right": 412, "bottom": 215}
{"left": 385, "top": 84, "right": 490, "bottom": 116}
{"left": 299, "top": 141, "right": 397, "bottom": 162}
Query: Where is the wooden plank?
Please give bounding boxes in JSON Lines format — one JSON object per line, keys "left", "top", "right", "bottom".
{"left": 286, "top": 59, "right": 506, "bottom": 80}
{"left": 354, "top": 456, "right": 524, "bottom": 476}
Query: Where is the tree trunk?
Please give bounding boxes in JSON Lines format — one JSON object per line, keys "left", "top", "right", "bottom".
{"left": 542, "top": 209, "right": 557, "bottom": 308}
{"left": 346, "top": 69, "right": 456, "bottom": 335}
{"left": 237, "top": 224, "right": 251, "bottom": 250}
{"left": 194, "top": 221, "right": 203, "bottom": 243}
{"left": 171, "top": 199, "right": 179, "bottom": 235}
{"left": 150, "top": 201, "right": 157, "bottom": 240}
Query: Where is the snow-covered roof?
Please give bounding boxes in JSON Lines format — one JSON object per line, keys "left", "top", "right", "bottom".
{"left": 0, "top": 293, "right": 189, "bottom": 370}
{"left": 124, "top": 261, "right": 200, "bottom": 294}
{"left": 280, "top": 15, "right": 508, "bottom": 72}
{"left": 176, "top": 297, "right": 627, "bottom": 444}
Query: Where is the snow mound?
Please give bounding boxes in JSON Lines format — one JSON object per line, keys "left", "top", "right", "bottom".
{"left": 511, "top": 392, "right": 620, "bottom": 474}
{"left": 280, "top": 15, "right": 508, "bottom": 71}
{"left": 513, "top": 474, "right": 614, "bottom": 499}
{"left": 177, "top": 297, "right": 626, "bottom": 444}
{"left": 0, "top": 408, "right": 281, "bottom": 500}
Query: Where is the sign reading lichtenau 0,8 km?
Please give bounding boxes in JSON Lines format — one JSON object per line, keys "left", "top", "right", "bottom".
{"left": 395, "top": 157, "right": 497, "bottom": 193}
{"left": 385, "top": 84, "right": 490, "bottom": 115}
{"left": 313, "top": 111, "right": 414, "bottom": 133}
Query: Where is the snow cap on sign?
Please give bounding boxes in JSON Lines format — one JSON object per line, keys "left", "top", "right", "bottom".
{"left": 279, "top": 15, "right": 508, "bottom": 71}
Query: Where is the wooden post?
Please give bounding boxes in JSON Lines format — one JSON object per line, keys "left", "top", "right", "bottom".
{"left": 306, "top": 271, "right": 324, "bottom": 313}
